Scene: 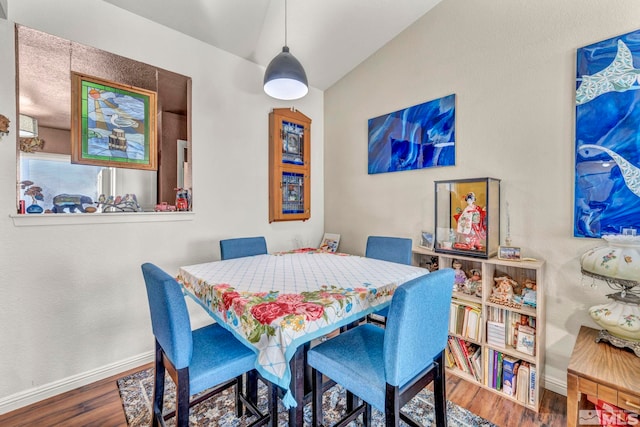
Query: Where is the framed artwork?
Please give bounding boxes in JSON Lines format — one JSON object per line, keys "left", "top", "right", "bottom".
{"left": 420, "top": 231, "right": 435, "bottom": 250}
{"left": 71, "top": 73, "right": 157, "bottom": 170}
{"left": 434, "top": 178, "right": 500, "bottom": 259}
{"left": 319, "top": 233, "right": 340, "bottom": 253}
{"left": 367, "top": 94, "right": 456, "bottom": 174}
{"left": 498, "top": 246, "right": 521, "bottom": 261}
{"left": 575, "top": 29, "right": 640, "bottom": 237}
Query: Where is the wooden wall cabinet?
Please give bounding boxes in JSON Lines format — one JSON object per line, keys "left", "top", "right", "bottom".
{"left": 414, "top": 246, "right": 545, "bottom": 412}
{"left": 268, "top": 108, "right": 311, "bottom": 223}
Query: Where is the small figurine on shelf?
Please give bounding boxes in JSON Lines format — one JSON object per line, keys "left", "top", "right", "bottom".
{"left": 20, "top": 180, "right": 44, "bottom": 214}
{"left": 521, "top": 279, "right": 537, "bottom": 308}
{"left": 452, "top": 260, "right": 467, "bottom": 292}
{"left": 96, "top": 193, "right": 141, "bottom": 212}
{"left": 490, "top": 276, "right": 515, "bottom": 303}
{"left": 463, "top": 268, "right": 482, "bottom": 297}
{"left": 174, "top": 188, "right": 191, "bottom": 211}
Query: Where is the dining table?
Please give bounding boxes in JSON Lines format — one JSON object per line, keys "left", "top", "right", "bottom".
{"left": 177, "top": 249, "right": 428, "bottom": 426}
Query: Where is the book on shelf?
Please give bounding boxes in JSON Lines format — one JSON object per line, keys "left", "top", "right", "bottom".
{"left": 486, "top": 320, "right": 506, "bottom": 348}
{"left": 447, "top": 336, "right": 481, "bottom": 382}
{"left": 502, "top": 355, "right": 520, "bottom": 397}
{"left": 449, "top": 300, "right": 481, "bottom": 340}
{"left": 528, "top": 364, "right": 537, "bottom": 406}
{"left": 490, "top": 350, "right": 503, "bottom": 391}
{"left": 516, "top": 363, "right": 530, "bottom": 403}
{"left": 516, "top": 325, "right": 536, "bottom": 356}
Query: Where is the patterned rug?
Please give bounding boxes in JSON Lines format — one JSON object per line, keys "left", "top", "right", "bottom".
{"left": 118, "top": 368, "right": 496, "bottom": 426}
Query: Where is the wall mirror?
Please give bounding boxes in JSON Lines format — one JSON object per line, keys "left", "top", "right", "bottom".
{"left": 16, "top": 25, "right": 192, "bottom": 213}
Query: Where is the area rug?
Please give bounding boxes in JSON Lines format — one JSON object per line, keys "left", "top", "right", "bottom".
{"left": 118, "top": 368, "right": 496, "bottom": 426}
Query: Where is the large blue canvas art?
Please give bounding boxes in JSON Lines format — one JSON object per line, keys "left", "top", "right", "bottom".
{"left": 368, "top": 94, "right": 455, "bottom": 174}
{"left": 575, "top": 30, "right": 640, "bottom": 238}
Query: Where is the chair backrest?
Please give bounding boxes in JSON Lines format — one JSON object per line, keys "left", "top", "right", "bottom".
{"left": 141, "top": 263, "right": 193, "bottom": 369}
{"left": 383, "top": 268, "right": 454, "bottom": 386}
{"left": 220, "top": 236, "right": 268, "bottom": 260}
{"left": 365, "top": 236, "right": 412, "bottom": 265}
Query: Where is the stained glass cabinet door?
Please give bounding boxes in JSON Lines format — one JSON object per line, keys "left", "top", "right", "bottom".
{"left": 268, "top": 108, "right": 311, "bottom": 222}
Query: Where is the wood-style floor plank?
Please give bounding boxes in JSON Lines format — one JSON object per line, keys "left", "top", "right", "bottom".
{"left": 0, "top": 363, "right": 566, "bottom": 426}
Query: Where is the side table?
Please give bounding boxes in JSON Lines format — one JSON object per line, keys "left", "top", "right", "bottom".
{"left": 567, "top": 325, "right": 640, "bottom": 427}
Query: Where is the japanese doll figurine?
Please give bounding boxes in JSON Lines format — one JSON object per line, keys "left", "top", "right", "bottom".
{"left": 453, "top": 192, "right": 487, "bottom": 251}
{"left": 452, "top": 260, "right": 467, "bottom": 292}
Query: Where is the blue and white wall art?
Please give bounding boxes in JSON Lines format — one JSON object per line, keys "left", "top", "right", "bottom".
{"left": 367, "top": 94, "right": 455, "bottom": 174}
{"left": 575, "top": 30, "right": 640, "bottom": 238}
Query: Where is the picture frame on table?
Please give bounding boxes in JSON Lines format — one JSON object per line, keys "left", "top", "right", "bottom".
{"left": 420, "top": 231, "right": 435, "bottom": 250}
{"left": 71, "top": 73, "right": 157, "bottom": 171}
{"left": 498, "top": 246, "right": 522, "bottom": 261}
{"left": 319, "top": 233, "right": 340, "bottom": 253}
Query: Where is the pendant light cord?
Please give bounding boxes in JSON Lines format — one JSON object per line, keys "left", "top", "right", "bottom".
{"left": 284, "top": 0, "right": 288, "bottom": 47}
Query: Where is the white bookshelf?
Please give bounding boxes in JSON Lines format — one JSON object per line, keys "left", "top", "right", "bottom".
{"left": 413, "top": 246, "right": 545, "bottom": 412}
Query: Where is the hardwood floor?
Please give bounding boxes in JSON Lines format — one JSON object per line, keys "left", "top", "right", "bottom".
{"left": 0, "top": 364, "right": 566, "bottom": 426}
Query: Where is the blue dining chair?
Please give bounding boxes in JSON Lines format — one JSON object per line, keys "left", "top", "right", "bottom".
{"left": 308, "top": 268, "right": 454, "bottom": 427}
{"left": 141, "top": 263, "right": 275, "bottom": 427}
{"left": 220, "top": 236, "right": 268, "bottom": 260}
{"left": 365, "top": 236, "right": 413, "bottom": 325}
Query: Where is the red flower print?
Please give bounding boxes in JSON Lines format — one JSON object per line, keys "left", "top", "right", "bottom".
{"left": 294, "top": 302, "right": 324, "bottom": 321}
{"left": 232, "top": 298, "right": 248, "bottom": 316}
{"left": 222, "top": 291, "right": 241, "bottom": 311}
{"left": 251, "top": 302, "right": 289, "bottom": 325}
{"left": 277, "top": 293, "right": 305, "bottom": 309}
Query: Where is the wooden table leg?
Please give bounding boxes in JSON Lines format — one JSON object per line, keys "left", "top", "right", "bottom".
{"left": 567, "top": 372, "right": 579, "bottom": 427}
{"left": 288, "top": 345, "right": 306, "bottom": 427}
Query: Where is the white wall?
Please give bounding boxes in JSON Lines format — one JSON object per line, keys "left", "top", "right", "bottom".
{"left": 0, "top": 0, "right": 324, "bottom": 412}
{"left": 324, "top": 0, "right": 640, "bottom": 395}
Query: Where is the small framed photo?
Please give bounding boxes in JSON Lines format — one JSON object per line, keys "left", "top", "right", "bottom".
{"left": 420, "top": 231, "right": 434, "bottom": 250}
{"left": 498, "top": 246, "right": 521, "bottom": 261}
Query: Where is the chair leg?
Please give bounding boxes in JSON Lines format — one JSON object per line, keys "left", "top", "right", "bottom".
{"left": 151, "top": 341, "right": 165, "bottom": 427}
{"left": 175, "top": 367, "right": 191, "bottom": 427}
{"left": 236, "top": 374, "right": 244, "bottom": 417}
{"left": 346, "top": 390, "right": 356, "bottom": 412}
{"left": 363, "top": 401, "right": 372, "bottom": 427}
{"left": 385, "top": 384, "right": 400, "bottom": 427}
{"left": 246, "top": 370, "right": 259, "bottom": 415}
{"left": 433, "top": 351, "right": 447, "bottom": 427}
{"left": 312, "top": 368, "right": 324, "bottom": 427}
{"left": 269, "top": 381, "right": 279, "bottom": 427}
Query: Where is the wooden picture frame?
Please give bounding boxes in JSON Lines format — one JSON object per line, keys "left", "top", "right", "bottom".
{"left": 71, "top": 73, "right": 157, "bottom": 170}
{"left": 498, "top": 245, "right": 522, "bottom": 261}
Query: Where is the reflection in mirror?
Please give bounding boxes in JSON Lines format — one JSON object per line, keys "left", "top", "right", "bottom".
{"left": 16, "top": 25, "right": 192, "bottom": 213}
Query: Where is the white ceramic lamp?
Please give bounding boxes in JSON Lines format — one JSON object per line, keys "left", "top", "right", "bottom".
{"left": 581, "top": 234, "right": 640, "bottom": 355}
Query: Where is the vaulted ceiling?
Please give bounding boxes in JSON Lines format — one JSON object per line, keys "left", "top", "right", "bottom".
{"left": 103, "top": 0, "right": 442, "bottom": 90}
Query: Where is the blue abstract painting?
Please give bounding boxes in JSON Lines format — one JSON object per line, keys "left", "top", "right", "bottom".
{"left": 368, "top": 94, "right": 455, "bottom": 174}
{"left": 575, "top": 29, "right": 640, "bottom": 238}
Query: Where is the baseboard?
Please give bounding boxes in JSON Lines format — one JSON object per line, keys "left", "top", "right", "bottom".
{"left": 0, "top": 351, "right": 154, "bottom": 415}
{"left": 543, "top": 374, "right": 567, "bottom": 397}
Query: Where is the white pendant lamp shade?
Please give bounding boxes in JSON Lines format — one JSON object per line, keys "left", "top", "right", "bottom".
{"left": 264, "top": 46, "right": 308, "bottom": 100}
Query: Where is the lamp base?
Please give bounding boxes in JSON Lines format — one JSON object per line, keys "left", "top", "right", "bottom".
{"left": 595, "top": 329, "right": 640, "bottom": 357}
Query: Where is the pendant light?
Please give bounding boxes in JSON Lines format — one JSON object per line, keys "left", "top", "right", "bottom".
{"left": 263, "top": 0, "right": 308, "bottom": 100}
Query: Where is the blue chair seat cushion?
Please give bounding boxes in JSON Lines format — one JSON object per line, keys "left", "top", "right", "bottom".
{"left": 189, "top": 323, "right": 257, "bottom": 395}
{"left": 308, "top": 324, "right": 389, "bottom": 411}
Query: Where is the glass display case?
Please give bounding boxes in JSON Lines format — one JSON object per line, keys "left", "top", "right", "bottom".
{"left": 434, "top": 177, "right": 500, "bottom": 259}
{"left": 269, "top": 108, "right": 311, "bottom": 222}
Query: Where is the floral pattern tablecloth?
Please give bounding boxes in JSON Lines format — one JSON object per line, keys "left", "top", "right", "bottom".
{"left": 177, "top": 251, "right": 428, "bottom": 407}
